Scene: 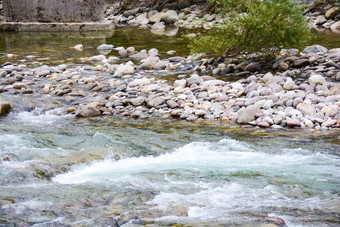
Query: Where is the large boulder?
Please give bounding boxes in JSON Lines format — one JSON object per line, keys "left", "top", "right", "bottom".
{"left": 0, "top": 102, "right": 11, "bottom": 116}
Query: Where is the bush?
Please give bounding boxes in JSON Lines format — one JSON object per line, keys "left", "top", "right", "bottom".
{"left": 188, "top": 0, "right": 313, "bottom": 58}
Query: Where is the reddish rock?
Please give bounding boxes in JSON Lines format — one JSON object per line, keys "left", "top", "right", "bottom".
{"left": 287, "top": 118, "right": 301, "bottom": 127}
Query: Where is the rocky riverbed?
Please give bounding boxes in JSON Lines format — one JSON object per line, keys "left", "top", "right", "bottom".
{"left": 0, "top": 1, "right": 339, "bottom": 130}
{"left": 0, "top": 42, "right": 339, "bottom": 130}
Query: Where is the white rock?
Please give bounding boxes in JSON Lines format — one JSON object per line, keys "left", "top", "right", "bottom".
{"left": 136, "top": 13, "right": 149, "bottom": 25}
{"left": 161, "top": 10, "right": 179, "bottom": 24}
{"left": 283, "top": 77, "right": 295, "bottom": 90}
{"left": 90, "top": 55, "right": 106, "bottom": 62}
{"left": 262, "top": 72, "right": 273, "bottom": 83}
{"left": 97, "top": 44, "right": 114, "bottom": 50}
{"left": 263, "top": 100, "right": 273, "bottom": 110}
{"left": 297, "top": 103, "right": 317, "bottom": 116}
{"left": 149, "top": 12, "right": 165, "bottom": 23}
{"left": 116, "top": 63, "right": 135, "bottom": 75}
{"left": 74, "top": 44, "right": 83, "bottom": 51}
{"left": 308, "top": 74, "right": 326, "bottom": 85}
{"left": 231, "top": 82, "right": 243, "bottom": 90}
{"left": 174, "top": 79, "right": 187, "bottom": 89}
{"left": 322, "top": 119, "right": 337, "bottom": 127}
{"left": 330, "top": 21, "right": 340, "bottom": 33}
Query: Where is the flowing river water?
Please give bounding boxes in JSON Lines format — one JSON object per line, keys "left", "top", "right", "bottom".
{"left": 0, "top": 27, "right": 340, "bottom": 226}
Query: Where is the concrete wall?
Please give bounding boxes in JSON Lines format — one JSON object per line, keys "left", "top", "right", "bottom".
{"left": 3, "top": 0, "right": 105, "bottom": 22}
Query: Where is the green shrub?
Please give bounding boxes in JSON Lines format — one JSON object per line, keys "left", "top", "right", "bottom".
{"left": 189, "top": 0, "right": 313, "bottom": 58}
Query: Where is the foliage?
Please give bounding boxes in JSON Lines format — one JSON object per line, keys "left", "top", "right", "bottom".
{"left": 188, "top": 0, "right": 313, "bottom": 58}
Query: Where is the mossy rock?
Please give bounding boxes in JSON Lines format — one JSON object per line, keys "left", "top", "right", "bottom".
{"left": 0, "top": 102, "right": 11, "bottom": 116}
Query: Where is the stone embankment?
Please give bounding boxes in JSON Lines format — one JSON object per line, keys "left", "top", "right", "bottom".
{"left": 0, "top": 43, "right": 339, "bottom": 130}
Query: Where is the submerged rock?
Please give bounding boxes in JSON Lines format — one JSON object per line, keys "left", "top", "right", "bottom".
{"left": 0, "top": 101, "right": 11, "bottom": 116}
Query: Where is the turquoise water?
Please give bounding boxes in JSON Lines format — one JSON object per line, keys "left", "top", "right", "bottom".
{"left": 0, "top": 110, "right": 339, "bottom": 226}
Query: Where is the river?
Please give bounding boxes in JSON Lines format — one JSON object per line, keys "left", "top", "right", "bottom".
{"left": 0, "top": 27, "right": 340, "bottom": 226}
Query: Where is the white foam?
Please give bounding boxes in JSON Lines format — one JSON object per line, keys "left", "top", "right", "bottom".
{"left": 53, "top": 139, "right": 253, "bottom": 184}
{"left": 53, "top": 138, "right": 339, "bottom": 186}
{"left": 15, "top": 108, "right": 72, "bottom": 126}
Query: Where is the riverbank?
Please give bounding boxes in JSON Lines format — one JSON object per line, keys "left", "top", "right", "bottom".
{"left": 0, "top": 1, "right": 339, "bottom": 131}
{"left": 0, "top": 41, "right": 339, "bottom": 130}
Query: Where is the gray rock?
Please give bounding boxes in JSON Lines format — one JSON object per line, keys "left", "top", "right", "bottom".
{"left": 187, "top": 74, "right": 202, "bottom": 86}
{"left": 293, "top": 59, "right": 310, "bottom": 68}
{"left": 90, "top": 55, "right": 106, "bottom": 62}
{"left": 36, "top": 68, "right": 51, "bottom": 77}
{"left": 130, "top": 50, "right": 147, "bottom": 61}
{"left": 330, "top": 21, "right": 340, "bottom": 33}
{"left": 169, "top": 56, "right": 186, "bottom": 62}
{"left": 161, "top": 10, "right": 179, "bottom": 24}
{"left": 131, "top": 110, "right": 143, "bottom": 119}
{"left": 97, "top": 44, "right": 114, "bottom": 51}
{"left": 303, "top": 45, "right": 328, "bottom": 55}
{"left": 130, "top": 97, "right": 145, "bottom": 107}
{"left": 150, "top": 22, "right": 166, "bottom": 35}
{"left": 56, "top": 88, "right": 72, "bottom": 96}
{"left": 297, "top": 103, "right": 316, "bottom": 116}
{"left": 139, "top": 59, "right": 154, "bottom": 70}
{"left": 147, "top": 96, "right": 165, "bottom": 108}
{"left": 237, "top": 104, "right": 261, "bottom": 124}
{"left": 149, "top": 12, "right": 165, "bottom": 23}
{"left": 195, "top": 109, "right": 207, "bottom": 117}
{"left": 314, "top": 15, "right": 327, "bottom": 25}
{"left": 174, "top": 79, "right": 187, "bottom": 89}
{"left": 118, "top": 48, "right": 128, "bottom": 57}
{"left": 0, "top": 102, "right": 11, "bottom": 116}
{"left": 124, "top": 47, "right": 135, "bottom": 55}
{"left": 263, "top": 100, "right": 273, "bottom": 110}
{"left": 150, "top": 60, "right": 165, "bottom": 70}
{"left": 1, "top": 78, "right": 16, "bottom": 85}
{"left": 244, "top": 62, "right": 262, "bottom": 72}
{"left": 76, "top": 105, "right": 101, "bottom": 117}
{"left": 136, "top": 13, "right": 149, "bottom": 25}
{"left": 116, "top": 63, "right": 135, "bottom": 75}
{"left": 166, "top": 100, "right": 179, "bottom": 108}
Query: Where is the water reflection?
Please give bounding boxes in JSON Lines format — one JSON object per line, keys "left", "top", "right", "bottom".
{"left": 0, "top": 27, "right": 338, "bottom": 66}
{"left": 0, "top": 31, "right": 114, "bottom": 64}
{"left": 0, "top": 27, "right": 190, "bottom": 65}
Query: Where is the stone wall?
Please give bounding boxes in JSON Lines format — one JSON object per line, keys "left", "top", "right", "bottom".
{"left": 3, "top": 0, "right": 105, "bottom": 22}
